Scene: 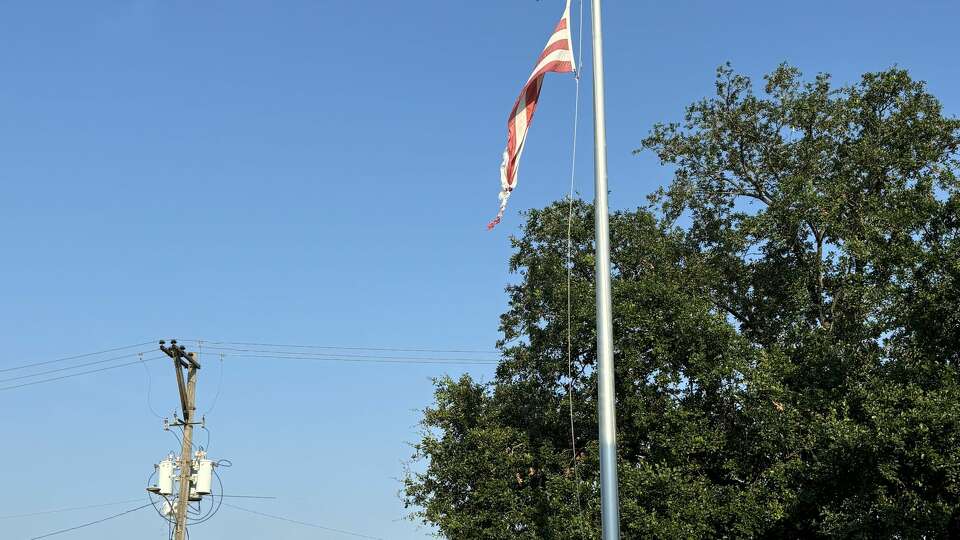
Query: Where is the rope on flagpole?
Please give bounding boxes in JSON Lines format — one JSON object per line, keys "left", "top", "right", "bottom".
{"left": 566, "top": 0, "right": 586, "bottom": 535}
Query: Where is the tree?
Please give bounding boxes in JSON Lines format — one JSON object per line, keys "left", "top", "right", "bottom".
{"left": 405, "top": 64, "right": 960, "bottom": 538}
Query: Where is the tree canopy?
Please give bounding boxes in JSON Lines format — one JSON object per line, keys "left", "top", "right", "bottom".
{"left": 405, "top": 64, "right": 960, "bottom": 538}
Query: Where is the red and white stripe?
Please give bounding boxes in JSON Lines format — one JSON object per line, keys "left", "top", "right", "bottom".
{"left": 488, "top": 0, "right": 576, "bottom": 230}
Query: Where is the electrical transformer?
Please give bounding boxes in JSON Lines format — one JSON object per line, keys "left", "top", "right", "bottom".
{"left": 158, "top": 458, "right": 175, "bottom": 496}
{"left": 196, "top": 459, "right": 215, "bottom": 495}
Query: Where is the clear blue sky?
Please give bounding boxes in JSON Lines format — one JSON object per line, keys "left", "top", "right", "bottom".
{"left": 1, "top": 1, "right": 958, "bottom": 538}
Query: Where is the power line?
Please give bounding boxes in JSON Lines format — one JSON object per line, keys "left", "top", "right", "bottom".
{"left": 0, "top": 356, "right": 165, "bottom": 392}
{"left": 0, "top": 341, "right": 156, "bottom": 374}
{"left": 0, "top": 351, "right": 494, "bottom": 393}
{"left": 0, "top": 351, "right": 151, "bottom": 384}
{"left": 188, "top": 339, "right": 495, "bottom": 355}
{"left": 0, "top": 342, "right": 501, "bottom": 393}
{"left": 217, "top": 351, "right": 498, "bottom": 365}
{"left": 29, "top": 502, "right": 153, "bottom": 539}
{"left": 201, "top": 353, "right": 224, "bottom": 418}
{"left": 0, "top": 498, "right": 146, "bottom": 520}
{"left": 140, "top": 352, "right": 166, "bottom": 420}
{"left": 222, "top": 502, "right": 383, "bottom": 540}
{"left": 202, "top": 345, "right": 499, "bottom": 364}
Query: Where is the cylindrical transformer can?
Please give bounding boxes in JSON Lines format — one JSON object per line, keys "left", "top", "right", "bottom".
{"left": 196, "top": 459, "right": 214, "bottom": 495}
{"left": 158, "top": 459, "right": 175, "bottom": 496}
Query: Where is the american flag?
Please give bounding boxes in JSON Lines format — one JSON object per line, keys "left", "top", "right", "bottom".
{"left": 488, "top": 0, "right": 576, "bottom": 230}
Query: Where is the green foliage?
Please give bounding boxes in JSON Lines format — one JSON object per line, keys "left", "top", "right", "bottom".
{"left": 405, "top": 64, "right": 960, "bottom": 538}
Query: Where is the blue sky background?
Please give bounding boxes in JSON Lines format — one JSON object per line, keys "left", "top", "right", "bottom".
{"left": 1, "top": 1, "right": 958, "bottom": 538}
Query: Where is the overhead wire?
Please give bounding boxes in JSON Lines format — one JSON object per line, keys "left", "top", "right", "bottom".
{"left": 28, "top": 502, "right": 153, "bottom": 539}
{"left": 0, "top": 350, "right": 152, "bottom": 384}
{"left": 189, "top": 339, "right": 495, "bottom": 355}
{"left": 140, "top": 352, "right": 166, "bottom": 420}
{"left": 0, "top": 356, "right": 166, "bottom": 392}
{"left": 147, "top": 468, "right": 225, "bottom": 528}
{"left": 222, "top": 502, "right": 384, "bottom": 540}
{"left": 0, "top": 341, "right": 156, "bottom": 373}
{"left": 3, "top": 342, "right": 500, "bottom": 534}
{"left": 201, "top": 352, "right": 224, "bottom": 418}
{"left": 167, "top": 427, "right": 188, "bottom": 452}
{"left": 213, "top": 351, "right": 498, "bottom": 366}
{"left": 0, "top": 498, "right": 147, "bottom": 520}
{"left": 200, "top": 424, "right": 212, "bottom": 451}
{"left": 201, "top": 469, "right": 226, "bottom": 524}
{"left": 0, "top": 340, "right": 500, "bottom": 393}
{"left": 200, "top": 345, "right": 499, "bottom": 363}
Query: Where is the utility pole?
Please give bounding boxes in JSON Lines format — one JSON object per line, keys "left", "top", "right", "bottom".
{"left": 160, "top": 339, "right": 201, "bottom": 540}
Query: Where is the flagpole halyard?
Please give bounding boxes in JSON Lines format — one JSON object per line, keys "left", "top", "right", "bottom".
{"left": 565, "top": 0, "right": 586, "bottom": 533}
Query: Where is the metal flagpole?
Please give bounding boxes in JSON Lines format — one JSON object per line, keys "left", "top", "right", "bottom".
{"left": 590, "top": 0, "right": 621, "bottom": 538}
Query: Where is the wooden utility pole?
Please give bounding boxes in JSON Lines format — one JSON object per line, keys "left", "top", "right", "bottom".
{"left": 160, "top": 340, "right": 201, "bottom": 540}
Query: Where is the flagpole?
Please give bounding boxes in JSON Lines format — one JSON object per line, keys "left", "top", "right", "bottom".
{"left": 590, "top": 0, "right": 621, "bottom": 538}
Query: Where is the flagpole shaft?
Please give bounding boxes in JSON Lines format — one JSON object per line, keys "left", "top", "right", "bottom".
{"left": 590, "top": 0, "right": 620, "bottom": 538}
